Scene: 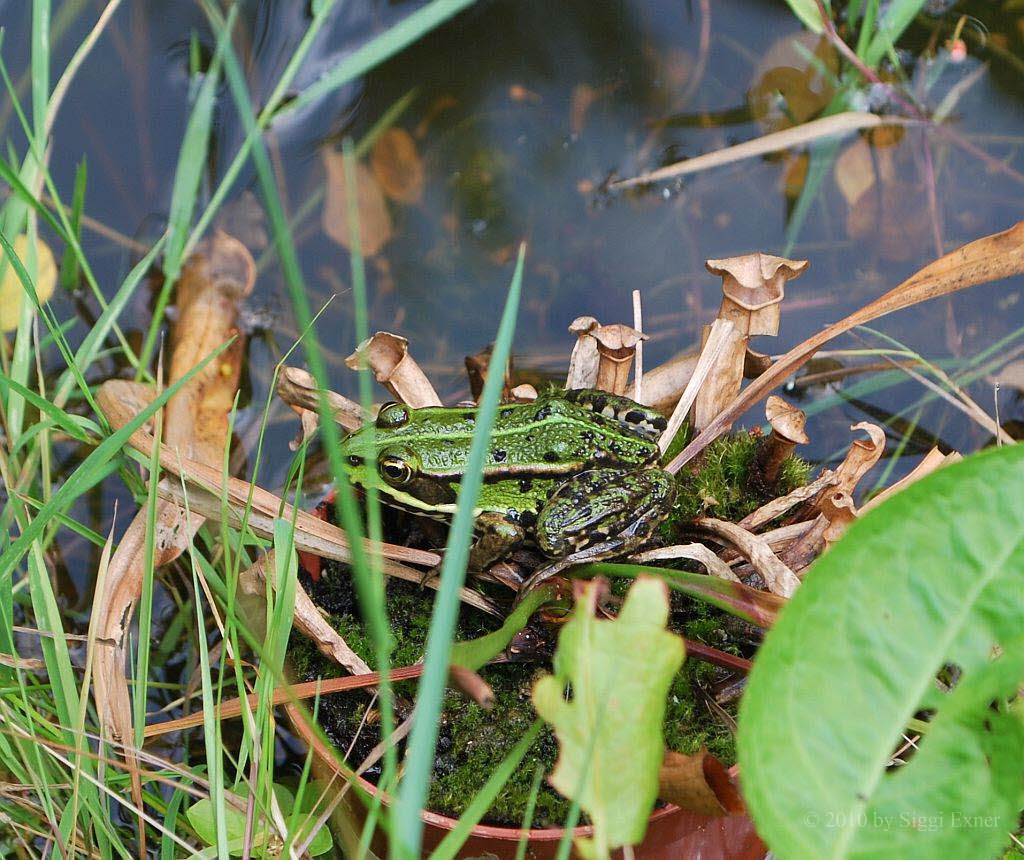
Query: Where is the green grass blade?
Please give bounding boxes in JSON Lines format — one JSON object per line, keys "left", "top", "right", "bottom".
{"left": 391, "top": 245, "right": 525, "bottom": 859}
{"left": 59, "top": 156, "right": 86, "bottom": 288}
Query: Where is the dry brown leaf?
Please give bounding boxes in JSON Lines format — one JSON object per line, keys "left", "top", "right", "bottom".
{"left": 345, "top": 331, "right": 441, "bottom": 407}
{"left": 322, "top": 151, "right": 392, "bottom": 257}
{"left": 749, "top": 32, "right": 838, "bottom": 132}
{"left": 738, "top": 470, "right": 838, "bottom": 531}
{"left": 637, "top": 350, "right": 699, "bottom": 413}
{"left": 92, "top": 233, "right": 254, "bottom": 830}
{"left": 0, "top": 234, "right": 56, "bottom": 332}
{"left": 668, "top": 220, "right": 1024, "bottom": 473}
{"left": 658, "top": 749, "right": 745, "bottom": 816}
{"left": 370, "top": 128, "right": 425, "bottom": 205}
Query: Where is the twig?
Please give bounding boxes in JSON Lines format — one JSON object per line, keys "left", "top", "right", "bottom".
{"left": 611, "top": 113, "right": 918, "bottom": 189}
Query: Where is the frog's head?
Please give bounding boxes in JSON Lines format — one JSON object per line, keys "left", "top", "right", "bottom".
{"left": 338, "top": 402, "right": 457, "bottom": 515}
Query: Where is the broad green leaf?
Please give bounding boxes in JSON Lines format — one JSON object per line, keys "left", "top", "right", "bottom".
{"left": 532, "top": 577, "right": 685, "bottom": 858}
{"left": 739, "top": 443, "right": 1024, "bottom": 859}
{"left": 187, "top": 784, "right": 332, "bottom": 857}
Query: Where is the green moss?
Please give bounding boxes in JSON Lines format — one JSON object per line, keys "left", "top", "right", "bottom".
{"left": 661, "top": 430, "right": 811, "bottom": 536}
{"left": 290, "top": 566, "right": 742, "bottom": 827}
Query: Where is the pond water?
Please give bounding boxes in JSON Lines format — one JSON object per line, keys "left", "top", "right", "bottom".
{"left": 4, "top": 2, "right": 1024, "bottom": 611}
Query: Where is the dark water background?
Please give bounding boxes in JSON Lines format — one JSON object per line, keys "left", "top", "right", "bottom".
{"left": 3, "top": 0, "right": 1024, "bottom": 611}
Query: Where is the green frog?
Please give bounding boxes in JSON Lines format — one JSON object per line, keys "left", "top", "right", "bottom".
{"left": 338, "top": 388, "right": 676, "bottom": 595}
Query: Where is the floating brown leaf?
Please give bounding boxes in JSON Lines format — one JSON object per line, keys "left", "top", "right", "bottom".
{"left": 322, "top": 150, "right": 392, "bottom": 256}
{"left": 370, "top": 128, "right": 425, "bottom": 205}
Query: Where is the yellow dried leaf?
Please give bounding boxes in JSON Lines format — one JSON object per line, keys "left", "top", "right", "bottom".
{"left": 370, "top": 128, "right": 424, "bottom": 205}
{"left": 834, "top": 137, "right": 876, "bottom": 207}
{"left": 0, "top": 234, "right": 56, "bottom": 332}
{"left": 322, "top": 150, "right": 392, "bottom": 257}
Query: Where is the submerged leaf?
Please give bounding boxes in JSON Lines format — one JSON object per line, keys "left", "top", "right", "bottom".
{"left": 0, "top": 234, "right": 56, "bottom": 332}
{"left": 371, "top": 127, "right": 425, "bottom": 204}
{"left": 532, "top": 577, "right": 685, "bottom": 857}
{"left": 739, "top": 443, "right": 1024, "bottom": 858}
{"left": 322, "top": 149, "right": 392, "bottom": 256}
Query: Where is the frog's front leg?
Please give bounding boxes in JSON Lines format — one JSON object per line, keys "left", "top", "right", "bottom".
{"left": 516, "top": 467, "right": 674, "bottom": 600}
{"left": 469, "top": 512, "right": 526, "bottom": 571}
{"left": 421, "top": 512, "right": 524, "bottom": 586}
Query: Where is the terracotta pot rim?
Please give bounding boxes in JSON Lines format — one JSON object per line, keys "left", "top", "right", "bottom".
{"left": 284, "top": 701, "right": 682, "bottom": 842}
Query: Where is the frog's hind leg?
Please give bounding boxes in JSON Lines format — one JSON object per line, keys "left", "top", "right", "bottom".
{"left": 516, "top": 468, "right": 674, "bottom": 601}
{"left": 561, "top": 388, "right": 668, "bottom": 442}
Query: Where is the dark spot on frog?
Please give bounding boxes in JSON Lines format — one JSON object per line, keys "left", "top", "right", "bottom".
{"left": 591, "top": 395, "right": 607, "bottom": 413}
{"left": 518, "top": 477, "right": 533, "bottom": 492}
{"left": 492, "top": 449, "right": 507, "bottom": 462}
{"left": 525, "top": 433, "right": 535, "bottom": 442}
{"left": 534, "top": 406, "right": 552, "bottom": 421}
{"left": 625, "top": 409, "right": 644, "bottom": 424}
{"left": 581, "top": 430, "right": 596, "bottom": 443}
{"left": 543, "top": 451, "right": 559, "bottom": 462}
{"left": 519, "top": 509, "right": 538, "bottom": 528}
{"left": 652, "top": 415, "right": 668, "bottom": 430}
{"left": 462, "top": 412, "right": 476, "bottom": 422}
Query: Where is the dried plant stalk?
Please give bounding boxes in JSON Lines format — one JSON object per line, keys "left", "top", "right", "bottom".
{"left": 694, "top": 517, "right": 800, "bottom": 597}
{"left": 860, "top": 447, "right": 962, "bottom": 513}
{"left": 239, "top": 552, "right": 371, "bottom": 674}
{"left": 692, "top": 254, "right": 807, "bottom": 431}
{"left": 659, "top": 319, "right": 735, "bottom": 454}
{"left": 668, "top": 220, "right": 1024, "bottom": 472}
{"left": 92, "top": 232, "right": 254, "bottom": 823}
{"left": 632, "top": 543, "right": 741, "bottom": 582}
{"left": 566, "top": 316, "right": 601, "bottom": 389}
{"left": 592, "top": 323, "right": 646, "bottom": 394}
{"left": 345, "top": 331, "right": 441, "bottom": 407}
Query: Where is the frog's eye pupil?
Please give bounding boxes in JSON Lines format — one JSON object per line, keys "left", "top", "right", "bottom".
{"left": 380, "top": 457, "right": 413, "bottom": 484}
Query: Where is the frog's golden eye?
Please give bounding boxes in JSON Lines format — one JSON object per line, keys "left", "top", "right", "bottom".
{"left": 378, "top": 453, "right": 414, "bottom": 485}
{"left": 376, "top": 402, "right": 410, "bottom": 429}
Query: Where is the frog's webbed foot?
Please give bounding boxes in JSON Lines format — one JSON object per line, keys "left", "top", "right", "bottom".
{"left": 514, "top": 538, "right": 624, "bottom": 606}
